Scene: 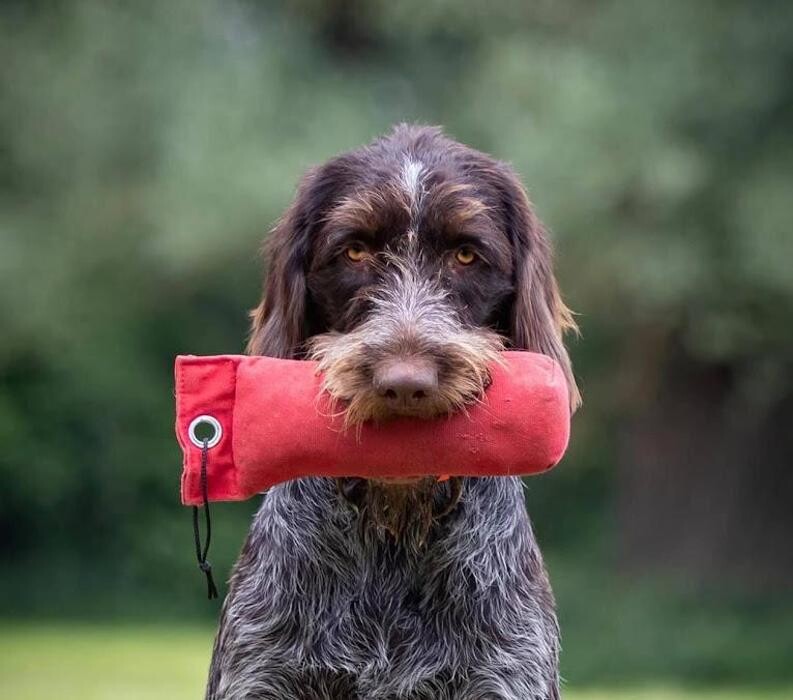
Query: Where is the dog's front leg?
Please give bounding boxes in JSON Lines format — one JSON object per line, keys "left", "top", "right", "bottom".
{"left": 205, "top": 481, "right": 361, "bottom": 700}
{"left": 449, "top": 672, "right": 560, "bottom": 700}
{"left": 206, "top": 597, "right": 359, "bottom": 700}
{"left": 207, "top": 663, "right": 357, "bottom": 700}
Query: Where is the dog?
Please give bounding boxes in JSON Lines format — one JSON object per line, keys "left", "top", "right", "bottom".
{"left": 206, "top": 124, "right": 580, "bottom": 699}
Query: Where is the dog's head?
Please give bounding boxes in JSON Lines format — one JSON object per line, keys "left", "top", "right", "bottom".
{"left": 248, "top": 125, "right": 578, "bottom": 538}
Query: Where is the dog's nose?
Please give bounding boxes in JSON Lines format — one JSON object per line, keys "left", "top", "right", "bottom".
{"left": 373, "top": 359, "right": 438, "bottom": 408}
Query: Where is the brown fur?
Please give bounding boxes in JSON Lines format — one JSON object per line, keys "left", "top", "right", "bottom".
{"left": 337, "top": 476, "right": 465, "bottom": 546}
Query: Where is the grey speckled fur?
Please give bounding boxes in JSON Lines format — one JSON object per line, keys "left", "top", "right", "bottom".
{"left": 207, "top": 476, "right": 560, "bottom": 699}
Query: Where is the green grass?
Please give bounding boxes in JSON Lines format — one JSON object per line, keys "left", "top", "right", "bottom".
{"left": 1, "top": 623, "right": 791, "bottom": 700}
{"left": 0, "top": 624, "right": 212, "bottom": 700}
{"left": 569, "top": 692, "right": 793, "bottom": 700}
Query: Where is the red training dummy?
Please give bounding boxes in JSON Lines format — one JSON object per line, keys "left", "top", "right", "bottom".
{"left": 175, "top": 351, "right": 570, "bottom": 506}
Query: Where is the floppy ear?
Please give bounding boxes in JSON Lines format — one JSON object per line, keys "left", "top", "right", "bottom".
{"left": 246, "top": 207, "right": 309, "bottom": 358}
{"left": 498, "top": 166, "right": 581, "bottom": 411}
{"left": 246, "top": 167, "right": 329, "bottom": 359}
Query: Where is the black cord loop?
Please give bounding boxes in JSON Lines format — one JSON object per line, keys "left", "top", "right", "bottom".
{"left": 192, "top": 437, "right": 219, "bottom": 599}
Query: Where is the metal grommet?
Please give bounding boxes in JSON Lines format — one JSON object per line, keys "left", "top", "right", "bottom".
{"left": 188, "top": 414, "right": 223, "bottom": 449}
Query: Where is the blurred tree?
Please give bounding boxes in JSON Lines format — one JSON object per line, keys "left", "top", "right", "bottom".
{"left": 0, "top": 0, "right": 791, "bottom": 622}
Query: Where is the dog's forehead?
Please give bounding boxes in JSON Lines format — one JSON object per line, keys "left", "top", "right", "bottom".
{"left": 398, "top": 157, "right": 426, "bottom": 212}
{"left": 325, "top": 152, "right": 499, "bottom": 250}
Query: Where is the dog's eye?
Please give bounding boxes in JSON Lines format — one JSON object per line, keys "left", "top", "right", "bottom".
{"left": 345, "top": 244, "right": 370, "bottom": 262}
{"left": 455, "top": 247, "right": 477, "bottom": 266}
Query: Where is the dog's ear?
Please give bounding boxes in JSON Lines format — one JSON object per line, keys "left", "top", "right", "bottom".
{"left": 246, "top": 207, "right": 309, "bottom": 358}
{"left": 247, "top": 165, "right": 341, "bottom": 358}
{"left": 495, "top": 164, "right": 581, "bottom": 411}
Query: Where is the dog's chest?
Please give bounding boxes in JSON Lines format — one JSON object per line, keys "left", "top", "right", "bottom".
{"left": 293, "top": 541, "right": 487, "bottom": 683}
{"left": 223, "top": 478, "right": 557, "bottom": 697}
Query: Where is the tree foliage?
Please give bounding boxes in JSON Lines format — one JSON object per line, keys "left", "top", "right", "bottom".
{"left": 1, "top": 0, "right": 791, "bottom": 653}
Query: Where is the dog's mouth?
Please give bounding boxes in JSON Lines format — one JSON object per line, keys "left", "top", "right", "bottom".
{"left": 309, "top": 333, "right": 503, "bottom": 428}
{"left": 374, "top": 475, "right": 425, "bottom": 485}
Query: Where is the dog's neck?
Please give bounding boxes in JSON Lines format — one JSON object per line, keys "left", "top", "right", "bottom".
{"left": 336, "top": 476, "right": 463, "bottom": 548}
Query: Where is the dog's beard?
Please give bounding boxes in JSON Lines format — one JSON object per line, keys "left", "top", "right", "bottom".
{"left": 338, "top": 476, "right": 463, "bottom": 545}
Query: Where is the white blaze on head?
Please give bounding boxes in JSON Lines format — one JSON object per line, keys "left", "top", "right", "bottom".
{"left": 400, "top": 157, "right": 426, "bottom": 218}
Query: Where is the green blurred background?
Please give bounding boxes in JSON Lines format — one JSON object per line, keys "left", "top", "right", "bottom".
{"left": 1, "top": 1, "right": 792, "bottom": 698}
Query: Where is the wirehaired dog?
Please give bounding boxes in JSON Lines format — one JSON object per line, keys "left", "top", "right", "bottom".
{"left": 206, "top": 125, "right": 580, "bottom": 699}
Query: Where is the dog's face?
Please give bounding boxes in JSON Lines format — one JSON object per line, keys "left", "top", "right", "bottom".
{"left": 305, "top": 172, "right": 514, "bottom": 427}
{"left": 247, "top": 125, "right": 578, "bottom": 537}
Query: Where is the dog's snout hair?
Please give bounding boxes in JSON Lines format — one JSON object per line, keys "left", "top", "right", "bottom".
{"left": 310, "top": 251, "right": 503, "bottom": 427}
{"left": 208, "top": 125, "right": 578, "bottom": 700}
